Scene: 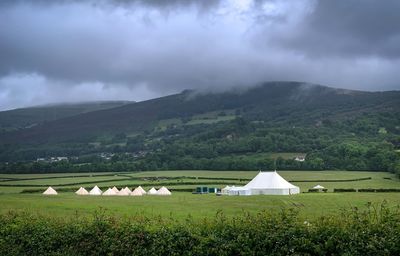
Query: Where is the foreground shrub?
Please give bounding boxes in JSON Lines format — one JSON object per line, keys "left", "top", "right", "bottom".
{"left": 0, "top": 204, "right": 399, "bottom": 255}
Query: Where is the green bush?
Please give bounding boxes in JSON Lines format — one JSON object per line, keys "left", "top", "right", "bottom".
{"left": 0, "top": 204, "right": 399, "bottom": 255}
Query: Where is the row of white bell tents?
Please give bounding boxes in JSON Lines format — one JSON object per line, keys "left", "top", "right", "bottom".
{"left": 73, "top": 186, "right": 171, "bottom": 196}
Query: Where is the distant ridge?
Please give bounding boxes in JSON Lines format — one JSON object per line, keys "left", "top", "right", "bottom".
{"left": 0, "top": 100, "right": 133, "bottom": 132}
{"left": 0, "top": 81, "right": 399, "bottom": 144}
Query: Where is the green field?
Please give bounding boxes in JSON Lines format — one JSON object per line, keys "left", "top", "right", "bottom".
{"left": 1, "top": 170, "right": 399, "bottom": 220}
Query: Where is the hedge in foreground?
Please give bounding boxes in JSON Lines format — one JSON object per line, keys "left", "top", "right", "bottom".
{"left": 0, "top": 204, "right": 399, "bottom": 256}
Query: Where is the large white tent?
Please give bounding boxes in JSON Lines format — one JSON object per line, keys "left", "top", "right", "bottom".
{"left": 147, "top": 187, "right": 157, "bottom": 195}
{"left": 75, "top": 187, "right": 89, "bottom": 195}
{"left": 103, "top": 188, "right": 117, "bottom": 196}
{"left": 243, "top": 171, "right": 300, "bottom": 195}
{"left": 43, "top": 186, "right": 58, "bottom": 195}
{"left": 89, "top": 185, "right": 103, "bottom": 195}
{"left": 156, "top": 186, "right": 171, "bottom": 196}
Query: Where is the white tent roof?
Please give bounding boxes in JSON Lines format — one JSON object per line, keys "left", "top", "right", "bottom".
{"left": 103, "top": 188, "right": 117, "bottom": 196}
{"left": 89, "top": 185, "right": 103, "bottom": 195}
{"left": 244, "top": 171, "right": 299, "bottom": 189}
{"left": 136, "top": 186, "right": 146, "bottom": 194}
{"left": 43, "top": 186, "right": 58, "bottom": 195}
{"left": 123, "top": 187, "right": 131, "bottom": 193}
{"left": 313, "top": 184, "right": 325, "bottom": 189}
{"left": 117, "top": 189, "right": 130, "bottom": 196}
{"left": 130, "top": 188, "right": 143, "bottom": 196}
{"left": 156, "top": 186, "right": 171, "bottom": 195}
{"left": 112, "top": 186, "right": 119, "bottom": 193}
{"left": 75, "top": 187, "right": 89, "bottom": 195}
{"left": 147, "top": 187, "right": 157, "bottom": 195}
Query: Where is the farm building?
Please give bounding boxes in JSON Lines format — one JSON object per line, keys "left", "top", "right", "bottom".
{"left": 226, "top": 171, "right": 300, "bottom": 195}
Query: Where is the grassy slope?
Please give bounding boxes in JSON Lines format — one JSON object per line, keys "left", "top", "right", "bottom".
{"left": 0, "top": 101, "right": 131, "bottom": 131}
{"left": 0, "top": 170, "right": 399, "bottom": 220}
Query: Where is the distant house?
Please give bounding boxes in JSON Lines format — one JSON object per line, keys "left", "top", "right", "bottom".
{"left": 294, "top": 156, "right": 306, "bottom": 162}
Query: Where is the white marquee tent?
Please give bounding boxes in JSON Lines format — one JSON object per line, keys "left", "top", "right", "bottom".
{"left": 156, "top": 186, "right": 171, "bottom": 196}
{"left": 89, "top": 185, "right": 103, "bottom": 195}
{"left": 43, "top": 186, "right": 58, "bottom": 195}
{"left": 243, "top": 171, "right": 300, "bottom": 195}
{"left": 103, "top": 188, "right": 117, "bottom": 196}
{"left": 75, "top": 187, "right": 89, "bottom": 195}
{"left": 313, "top": 185, "right": 324, "bottom": 189}
{"left": 147, "top": 187, "right": 157, "bottom": 195}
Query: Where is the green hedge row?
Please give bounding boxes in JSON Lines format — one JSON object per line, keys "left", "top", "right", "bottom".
{"left": 334, "top": 188, "right": 400, "bottom": 193}
{"left": 308, "top": 188, "right": 328, "bottom": 193}
{"left": 1, "top": 205, "right": 399, "bottom": 255}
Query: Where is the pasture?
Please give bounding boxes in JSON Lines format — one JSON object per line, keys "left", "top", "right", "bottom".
{"left": 0, "top": 170, "right": 399, "bottom": 220}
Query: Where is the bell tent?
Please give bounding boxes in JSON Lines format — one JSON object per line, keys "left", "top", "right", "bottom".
{"left": 102, "top": 188, "right": 117, "bottom": 196}
{"left": 75, "top": 187, "right": 89, "bottom": 195}
{"left": 89, "top": 185, "right": 103, "bottom": 195}
{"left": 130, "top": 188, "right": 143, "bottom": 196}
{"left": 156, "top": 186, "right": 171, "bottom": 196}
{"left": 147, "top": 187, "right": 157, "bottom": 195}
{"left": 43, "top": 187, "right": 58, "bottom": 195}
{"left": 136, "top": 186, "right": 146, "bottom": 194}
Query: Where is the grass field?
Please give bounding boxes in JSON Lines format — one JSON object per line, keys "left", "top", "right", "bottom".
{"left": 1, "top": 170, "right": 399, "bottom": 220}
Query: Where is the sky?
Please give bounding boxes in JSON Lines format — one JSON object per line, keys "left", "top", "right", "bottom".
{"left": 0, "top": 0, "right": 399, "bottom": 110}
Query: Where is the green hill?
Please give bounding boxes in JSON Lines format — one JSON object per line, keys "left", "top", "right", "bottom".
{"left": 0, "top": 82, "right": 399, "bottom": 174}
{"left": 0, "top": 101, "right": 132, "bottom": 133}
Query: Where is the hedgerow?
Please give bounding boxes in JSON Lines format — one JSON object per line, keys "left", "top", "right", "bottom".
{"left": 0, "top": 204, "right": 399, "bottom": 255}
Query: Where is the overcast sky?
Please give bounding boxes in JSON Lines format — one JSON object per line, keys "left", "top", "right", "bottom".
{"left": 1, "top": 0, "right": 399, "bottom": 110}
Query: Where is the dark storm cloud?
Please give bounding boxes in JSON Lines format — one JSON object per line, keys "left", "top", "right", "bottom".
{"left": 268, "top": 0, "right": 400, "bottom": 58}
{"left": 0, "top": 0, "right": 399, "bottom": 110}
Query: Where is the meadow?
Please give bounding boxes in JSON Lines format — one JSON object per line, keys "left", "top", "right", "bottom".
{"left": 0, "top": 170, "right": 399, "bottom": 220}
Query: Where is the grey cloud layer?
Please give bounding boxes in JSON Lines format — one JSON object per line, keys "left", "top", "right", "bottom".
{"left": 0, "top": 0, "right": 399, "bottom": 110}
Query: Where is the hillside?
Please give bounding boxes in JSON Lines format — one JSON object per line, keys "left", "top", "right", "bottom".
{"left": 0, "top": 82, "right": 399, "bottom": 174}
{"left": 0, "top": 101, "right": 132, "bottom": 133}
{"left": 1, "top": 82, "right": 399, "bottom": 144}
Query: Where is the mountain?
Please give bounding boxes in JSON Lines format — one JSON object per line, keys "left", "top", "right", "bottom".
{"left": 0, "top": 101, "right": 132, "bottom": 133}
{"left": 1, "top": 82, "right": 399, "bottom": 144}
{"left": 0, "top": 82, "right": 399, "bottom": 174}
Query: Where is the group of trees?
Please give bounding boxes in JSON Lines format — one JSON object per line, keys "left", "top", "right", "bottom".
{"left": 0, "top": 113, "right": 399, "bottom": 175}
